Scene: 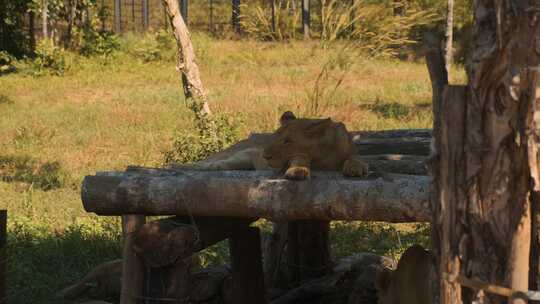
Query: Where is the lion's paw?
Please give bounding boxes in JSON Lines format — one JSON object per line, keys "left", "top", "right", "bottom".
{"left": 285, "top": 166, "right": 311, "bottom": 180}
{"left": 343, "top": 159, "right": 369, "bottom": 177}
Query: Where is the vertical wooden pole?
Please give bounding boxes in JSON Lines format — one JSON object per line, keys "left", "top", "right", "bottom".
{"left": 41, "top": 0, "right": 48, "bottom": 38}
{"left": 530, "top": 193, "right": 540, "bottom": 290}
{"left": 229, "top": 227, "right": 267, "bottom": 304}
{"left": 270, "top": 0, "right": 276, "bottom": 34}
{"left": 287, "top": 220, "right": 330, "bottom": 284}
{"left": 0, "top": 210, "right": 6, "bottom": 304}
{"left": 209, "top": 0, "right": 214, "bottom": 33}
{"left": 131, "top": 0, "right": 135, "bottom": 31}
{"left": 120, "top": 215, "right": 146, "bottom": 304}
{"left": 301, "top": 0, "right": 309, "bottom": 39}
{"left": 232, "top": 0, "right": 240, "bottom": 34}
{"left": 179, "top": 0, "right": 188, "bottom": 23}
{"left": 115, "top": 0, "right": 122, "bottom": 33}
{"left": 142, "top": 0, "right": 149, "bottom": 31}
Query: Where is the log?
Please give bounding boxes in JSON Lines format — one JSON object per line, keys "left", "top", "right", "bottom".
{"left": 82, "top": 169, "right": 430, "bottom": 222}
{"left": 120, "top": 215, "right": 145, "bottom": 304}
{"left": 359, "top": 154, "right": 426, "bottom": 175}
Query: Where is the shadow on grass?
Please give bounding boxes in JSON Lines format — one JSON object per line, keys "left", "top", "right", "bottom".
{"left": 6, "top": 218, "right": 122, "bottom": 304}
{"left": 0, "top": 155, "right": 69, "bottom": 191}
{"left": 360, "top": 101, "right": 431, "bottom": 120}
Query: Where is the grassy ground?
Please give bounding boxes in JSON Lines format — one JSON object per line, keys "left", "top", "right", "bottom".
{"left": 0, "top": 32, "right": 465, "bottom": 303}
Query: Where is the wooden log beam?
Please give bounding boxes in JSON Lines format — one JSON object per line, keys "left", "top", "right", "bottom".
{"left": 82, "top": 169, "right": 430, "bottom": 222}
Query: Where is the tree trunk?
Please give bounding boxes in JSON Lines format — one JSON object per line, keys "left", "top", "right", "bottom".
{"left": 82, "top": 169, "right": 430, "bottom": 222}
{"left": 433, "top": 0, "right": 540, "bottom": 301}
{"left": 119, "top": 215, "right": 146, "bottom": 304}
{"left": 41, "top": 0, "right": 48, "bottom": 39}
{"left": 444, "top": 0, "right": 453, "bottom": 71}
{"left": 162, "top": 0, "right": 210, "bottom": 115}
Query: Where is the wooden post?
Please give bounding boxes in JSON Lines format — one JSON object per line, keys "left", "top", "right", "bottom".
{"left": 142, "top": 0, "right": 149, "bottom": 31}
{"left": 301, "top": 0, "right": 309, "bottom": 39}
{"left": 209, "top": 0, "right": 214, "bottom": 33}
{"left": 433, "top": 0, "right": 540, "bottom": 298}
{"left": 270, "top": 0, "right": 276, "bottom": 34}
{"left": 229, "top": 227, "right": 267, "bottom": 304}
{"left": 232, "top": 0, "right": 240, "bottom": 34}
{"left": 0, "top": 211, "right": 6, "bottom": 304}
{"left": 180, "top": 0, "right": 188, "bottom": 23}
{"left": 115, "top": 0, "right": 122, "bottom": 33}
{"left": 131, "top": 0, "right": 135, "bottom": 31}
{"left": 287, "top": 220, "right": 330, "bottom": 285}
{"left": 119, "top": 215, "right": 146, "bottom": 304}
{"left": 41, "top": 0, "right": 48, "bottom": 38}
{"left": 530, "top": 193, "right": 540, "bottom": 290}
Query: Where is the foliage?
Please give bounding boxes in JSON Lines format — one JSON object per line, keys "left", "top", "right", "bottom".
{"left": 0, "top": 0, "right": 32, "bottom": 57}
{"left": 0, "top": 154, "right": 70, "bottom": 191}
{"left": 345, "top": 0, "right": 439, "bottom": 57}
{"left": 29, "top": 39, "right": 68, "bottom": 76}
{"left": 240, "top": 0, "right": 301, "bottom": 41}
{"left": 0, "top": 51, "right": 17, "bottom": 74}
{"left": 164, "top": 100, "right": 242, "bottom": 164}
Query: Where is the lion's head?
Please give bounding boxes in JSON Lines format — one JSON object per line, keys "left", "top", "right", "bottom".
{"left": 262, "top": 111, "right": 355, "bottom": 171}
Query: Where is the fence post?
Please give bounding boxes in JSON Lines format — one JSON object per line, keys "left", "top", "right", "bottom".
{"left": 302, "top": 0, "right": 310, "bottom": 39}
{"left": 0, "top": 210, "right": 6, "bottom": 304}
{"left": 180, "top": 0, "right": 188, "bottom": 23}
{"left": 115, "top": 0, "right": 122, "bottom": 33}
{"left": 142, "top": 0, "right": 149, "bottom": 30}
{"left": 232, "top": 0, "right": 240, "bottom": 34}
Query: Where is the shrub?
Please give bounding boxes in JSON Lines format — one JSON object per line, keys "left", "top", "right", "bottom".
{"left": 164, "top": 100, "right": 242, "bottom": 164}
{"left": 0, "top": 51, "right": 17, "bottom": 74}
{"left": 30, "top": 39, "right": 67, "bottom": 76}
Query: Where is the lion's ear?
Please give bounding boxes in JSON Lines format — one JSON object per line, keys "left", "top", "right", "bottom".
{"left": 306, "top": 118, "right": 332, "bottom": 134}
{"left": 280, "top": 111, "right": 297, "bottom": 125}
{"left": 374, "top": 268, "right": 393, "bottom": 292}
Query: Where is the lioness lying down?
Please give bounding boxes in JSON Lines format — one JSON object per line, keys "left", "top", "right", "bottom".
{"left": 375, "top": 245, "right": 433, "bottom": 304}
{"left": 170, "top": 111, "right": 369, "bottom": 179}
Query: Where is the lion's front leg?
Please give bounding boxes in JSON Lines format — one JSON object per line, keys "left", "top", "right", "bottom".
{"left": 284, "top": 156, "right": 311, "bottom": 180}
{"left": 342, "top": 155, "right": 369, "bottom": 177}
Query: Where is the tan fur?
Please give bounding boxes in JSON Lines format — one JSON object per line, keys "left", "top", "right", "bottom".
{"left": 374, "top": 245, "right": 433, "bottom": 304}
{"left": 58, "top": 259, "right": 122, "bottom": 300}
{"left": 171, "top": 111, "right": 368, "bottom": 179}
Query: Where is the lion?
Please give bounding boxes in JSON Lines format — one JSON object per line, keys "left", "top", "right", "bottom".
{"left": 170, "top": 111, "right": 369, "bottom": 179}
{"left": 374, "top": 245, "right": 433, "bottom": 304}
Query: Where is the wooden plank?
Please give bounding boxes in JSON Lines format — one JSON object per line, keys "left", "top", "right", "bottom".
{"left": 230, "top": 227, "right": 267, "bottom": 304}
{"left": 120, "top": 215, "right": 146, "bottom": 304}
{"left": 0, "top": 210, "right": 6, "bottom": 304}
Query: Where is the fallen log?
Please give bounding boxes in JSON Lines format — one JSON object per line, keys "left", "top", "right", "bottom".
{"left": 82, "top": 169, "right": 430, "bottom": 222}
{"left": 359, "top": 154, "right": 426, "bottom": 175}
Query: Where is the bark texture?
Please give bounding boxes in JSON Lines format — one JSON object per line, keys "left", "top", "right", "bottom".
{"left": 432, "top": 0, "right": 540, "bottom": 300}
{"left": 162, "top": 0, "right": 210, "bottom": 115}
{"left": 82, "top": 169, "right": 430, "bottom": 222}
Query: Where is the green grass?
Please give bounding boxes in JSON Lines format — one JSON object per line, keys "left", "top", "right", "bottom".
{"left": 0, "top": 32, "right": 465, "bottom": 303}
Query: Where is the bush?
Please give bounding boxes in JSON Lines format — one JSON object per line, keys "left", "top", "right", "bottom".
{"left": 164, "top": 101, "right": 242, "bottom": 164}
{"left": 29, "top": 39, "right": 68, "bottom": 76}
{"left": 0, "top": 51, "right": 17, "bottom": 74}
